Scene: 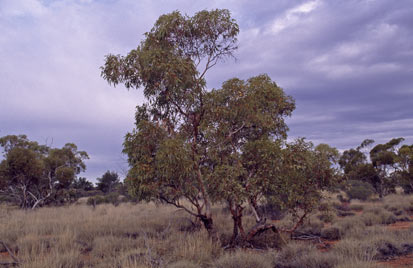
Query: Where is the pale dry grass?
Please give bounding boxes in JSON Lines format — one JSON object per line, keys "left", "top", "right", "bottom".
{"left": 1, "top": 195, "right": 413, "bottom": 267}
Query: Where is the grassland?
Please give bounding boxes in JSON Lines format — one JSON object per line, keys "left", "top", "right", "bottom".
{"left": 1, "top": 194, "right": 413, "bottom": 267}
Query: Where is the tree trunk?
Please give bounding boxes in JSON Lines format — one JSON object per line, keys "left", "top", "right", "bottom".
{"left": 199, "top": 215, "right": 219, "bottom": 242}
{"left": 229, "top": 203, "right": 245, "bottom": 244}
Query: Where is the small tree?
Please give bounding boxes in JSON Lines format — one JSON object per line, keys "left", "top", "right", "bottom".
{"left": 72, "top": 177, "right": 94, "bottom": 191}
{"left": 96, "top": 171, "right": 120, "bottom": 193}
{"left": 370, "top": 138, "right": 404, "bottom": 197}
{"left": 396, "top": 144, "right": 413, "bottom": 193}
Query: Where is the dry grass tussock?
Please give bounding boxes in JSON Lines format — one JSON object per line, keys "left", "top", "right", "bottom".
{"left": 1, "top": 196, "right": 413, "bottom": 267}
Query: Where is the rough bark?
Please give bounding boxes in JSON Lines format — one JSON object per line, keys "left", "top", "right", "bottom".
{"left": 199, "top": 215, "right": 219, "bottom": 242}
{"left": 229, "top": 204, "right": 245, "bottom": 244}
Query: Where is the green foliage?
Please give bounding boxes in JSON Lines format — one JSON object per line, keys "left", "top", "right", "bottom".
{"left": 96, "top": 170, "right": 120, "bottom": 194}
{"left": 72, "top": 177, "right": 94, "bottom": 191}
{"left": 395, "top": 144, "right": 413, "bottom": 193}
{"left": 102, "top": 9, "right": 340, "bottom": 243}
{"left": 339, "top": 138, "right": 412, "bottom": 198}
{"left": 266, "top": 140, "right": 339, "bottom": 218}
{"left": 0, "top": 135, "right": 89, "bottom": 209}
{"left": 345, "top": 180, "right": 375, "bottom": 201}
{"left": 86, "top": 192, "right": 123, "bottom": 206}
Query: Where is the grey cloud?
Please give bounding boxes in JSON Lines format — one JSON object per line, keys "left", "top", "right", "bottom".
{"left": 1, "top": 0, "right": 412, "bottom": 181}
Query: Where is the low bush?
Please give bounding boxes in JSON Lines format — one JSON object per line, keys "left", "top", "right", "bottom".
{"left": 333, "top": 218, "right": 365, "bottom": 238}
{"left": 383, "top": 194, "right": 413, "bottom": 213}
{"left": 361, "top": 207, "right": 397, "bottom": 226}
{"left": 332, "top": 202, "right": 350, "bottom": 212}
{"left": 345, "top": 180, "right": 375, "bottom": 201}
{"left": 295, "top": 218, "right": 324, "bottom": 236}
{"left": 317, "top": 211, "right": 336, "bottom": 223}
{"left": 87, "top": 192, "right": 124, "bottom": 206}
{"left": 333, "top": 239, "right": 377, "bottom": 262}
{"left": 321, "top": 226, "right": 341, "bottom": 240}
{"left": 273, "top": 242, "right": 339, "bottom": 268}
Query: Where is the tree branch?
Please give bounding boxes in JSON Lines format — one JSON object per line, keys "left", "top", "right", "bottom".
{"left": 279, "top": 212, "right": 307, "bottom": 233}
{"left": 159, "top": 196, "right": 199, "bottom": 217}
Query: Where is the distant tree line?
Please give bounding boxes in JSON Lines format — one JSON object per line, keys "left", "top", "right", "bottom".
{"left": 339, "top": 138, "right": 413, "bottom": 200}
{"left": 0, "top": 135, "right": 134, "bottom": 208}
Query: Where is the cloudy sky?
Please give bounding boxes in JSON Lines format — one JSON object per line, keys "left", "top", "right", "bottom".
{"left": 1, "top": 0, "right": 412, "bottom": 181}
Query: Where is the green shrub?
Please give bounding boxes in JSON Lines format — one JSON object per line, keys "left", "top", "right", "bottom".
{"left": 345, "top": 180, "right": 375, "bottom": 201}
{"left": 86, "top": 193, "right": 123, "bottom": 206}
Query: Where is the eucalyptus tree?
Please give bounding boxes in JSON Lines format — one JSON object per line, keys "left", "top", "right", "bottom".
{"left": 101, "top": 9, "right": 337, "bottom": 243}
{"left": 203, "top": 75, "right": 296, "bottom": 242}
{"left": 102, "top": 9, "right": 240, "bottom": 240}
{"left": 72, "top": 177, "right": 94, "bottom": 191}
{"left": 96, "top": 170, "right": 120, "bottom": 193}
{"left": 339, "top": 138, "right": 408, "bottom": 198}
{"left": 339, "top": 139, "right": 378, "bottom": 186}
{"left": 369, "top": 138, "right": 404, "bottom": 197}
{"left": 0, "top": 135, "right": 89, "bottom": 209}
{"left": 397, "top": 144, "right": 413, "bottom": 193}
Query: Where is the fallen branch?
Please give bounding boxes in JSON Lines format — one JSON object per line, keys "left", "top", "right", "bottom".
{"left": 0, "top": 240, "right": 20, "bottom": 265}
{"left": 291, "top": 232, "right": 323, "bottom": 244}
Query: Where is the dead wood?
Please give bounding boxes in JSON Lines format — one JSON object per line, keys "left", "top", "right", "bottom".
{"left": 0, "top": 240, "right": 19, "bottom": 266}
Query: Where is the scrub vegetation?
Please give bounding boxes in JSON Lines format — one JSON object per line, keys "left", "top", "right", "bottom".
{"left": 1, "top": 194, "right": 413, "bottom": 267}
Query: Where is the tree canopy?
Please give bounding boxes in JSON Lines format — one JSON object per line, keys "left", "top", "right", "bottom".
{"left": 96, "top": 170, "right": 120, "bottom": 193}
{"left": 339, "top": 138, "right": 413, "bottom": 198}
